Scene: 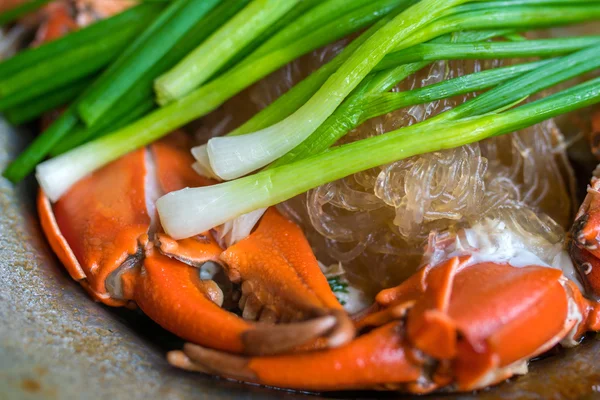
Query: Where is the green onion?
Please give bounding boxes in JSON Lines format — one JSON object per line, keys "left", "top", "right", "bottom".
{"left": 204, "top": 2, "right": 600, "bottom": 181}
{"left": 0, "top": 29, "right": 139, "bottom": 110}
{"left": 214, "top": 0, "right": 323, "bottom": 74}
{"left": 155, "top": 76, "right": 600, "bottom": 239}
{"left": 155, "top": 0, "right": 300, "bottom": 105}
{"left": 204, "top": 0, "right": 470, "bottom": 180}
{"left": 0, "top": 3, "right": 164, "bottom": 109}
{"left": 226, "top": 30, "right": 509, "bottom": 167}
{"left": 228, "top": 29, "right": 510, "bottom": 138}
{"left": 0, "top": 0, "right": 52, "bottom": 27}
{"left": 377, "top": 36, "right": 600, "bottom": 70}
{"left": 31, "top": 0, "right": 407, "bottom": 194}
{"left": 226, "top": 17, "right": 398, "bottom": 137}
{"left": 239, "top": 0, "right": 397, "bottom": 67}
{"left": 270, "top": 60, "right": 549, "bottom": 167}
{"left": 276, "top": 42, "right": 600, "bottom": 167}
{"left": 50, "top": 99, "right": 155, "bottom": 156}
{"left": 76, "top": 0, "right": 222, "bottom": 127}
{"left": 389, "top": 4, "right": 600, "bottom": 53}
{"left": 3, "top": 78, "right": 90, "bottom": 125}
{"left": 3, "top": 107, "right": 78, "bottom": 183}
{"left": 0, "top": 4, "right": 163, "bottom": 79}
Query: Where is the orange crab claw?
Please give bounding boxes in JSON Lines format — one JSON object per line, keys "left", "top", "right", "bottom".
{"left": 220, "top": 208, "right": 354, "bottom": 348}
{"left": 121, "top": 249, "right": 338, "bottom": 355}
{"left": 572, "top": 177, "right": 600, "bottom": 257}
{"left": 39, "top": 132, "right": 352, "bottom": 355}
{"left": 168, "top": 321, "right": 422, "bottom": 391}
{"left": 376, "top": 256, "right": 580, "bottom": 391}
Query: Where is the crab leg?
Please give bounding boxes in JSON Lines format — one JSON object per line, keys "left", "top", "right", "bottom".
{"left": 169, "top": 321, "right": 422, "bottom": 391}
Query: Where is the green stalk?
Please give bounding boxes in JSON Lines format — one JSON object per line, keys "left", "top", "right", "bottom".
{"left": 155, "top": 0, "right": 300, "bottom": 105}
{"left": 275, "top": 42, "right": 600, "bottom": 166}
{"left": 3, "top": 78, "right": 90, "bottom": 125}
{"left": 360, "top": 60, "right": 551, "bottom": 121}
{"left": 155, "top": 77, "right": 600, "bottom": 238}
{"left": 204, "top": 2, "right": 600, "bottom": 181}
{"left": 388, "top": 4, "right": 600, "bottom": 53}
{"left": 204, "top": 0, "right": 471, "bottom": 180}
{"left": 0, "top": 0, "right": 52, "bottom": 26}
{"left": 215, "top": 0, "right": 325, "bottom": 74}
{"left": 0, "top": 25, "right": 141, "bottom": 110}
{"left": 50, "top": 99, "right": 155, "bottom": 156}
{"left": 28, "top": 0, "right": 407, "bottom": 190}
{"left": 227, "top": 3, "right": 408, "bottom": 136}
{"left": 431, "top": 42, "right": 600, "bottom": 122}
{"left": 235, "top": 30, "right": 507, "bottom": 159}
{"left": 377, "top": 36, "right": 600, "bottom": 70}
{"left": 76, "top": 0, "right": 222, "bottom": 127}
{"left": 3, "top": 108, "right": 78, "bottom": 183}
{"left": 238, "top": 0, "right": 395, "bottom": 67}
{"left": 0, "top": 3, "right": 164, "bottom": 80}
{"left": 271, "top": 60, "right": 550, "bottom": 167}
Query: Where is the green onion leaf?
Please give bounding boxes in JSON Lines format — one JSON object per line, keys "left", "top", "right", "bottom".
{"left": 204, "top": 0, "right": 470, "bottom": 180}
{"left": 155, "top": 0, "right": 300, "bottom": 105}
{"left": 0, "top": 0, "right": 52, "bottom": 27}
{"left": 75, "top": 0, "right": 222, "bottom": 127}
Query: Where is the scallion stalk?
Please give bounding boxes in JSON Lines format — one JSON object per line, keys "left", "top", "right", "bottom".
{"left": 3, "top": 108, "right": 78, "bottom": 183}
{"left": 228, "top": 29, "right": 510, "bottom": 137}
{"left": 213, "top": 0, "right": 321, "bottom": 75}
{"left": 31, "top": 0, "right": 406, "bottom": 194}
{"left": 270, "top": 60, "right": 550, "bottom": 167}
{"left": 0, "top": 3, "right": 164, "bottom": 108}
{"left": 0, "top": 0, "right": 52, "bottom": 27}
{"left": 3, "top": 78, "right": 90, "bottom": 125}
{"left": 0, "top": 3, "right": 164, "bottom": 79}
{"left": 376, "top": 36, "right": 600, "bottom": 70}
{"left": 156, "top": 77, "right": 600, "bottom": 239}
{"left": 76, "top": 0, "right": 222, "bottom": 127}
{"left": 0, "top": 26, "right": 140, "bottom": 109}
{"left": 50, "top": 99, "right": 155, "bottom": 156}
{"left": 154, "top": 0, "right": 300, "bottom": 105}
{"left": 204, "top": 2, "right": 600, "bottom": 181}
{"left": 274, "top": 42, "right": 600, "bottom": 167}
